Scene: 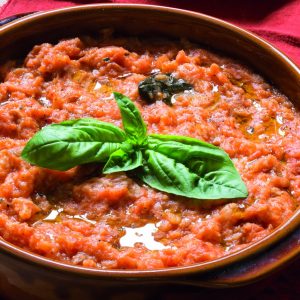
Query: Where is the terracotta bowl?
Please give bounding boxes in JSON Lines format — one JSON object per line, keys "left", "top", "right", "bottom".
{"left": 0, "top": 4, "right": 299, "bottom": 299}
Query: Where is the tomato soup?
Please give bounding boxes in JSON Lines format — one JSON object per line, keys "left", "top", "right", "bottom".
{"left": 0, "top": 35, "right": 299, "bottom": 269}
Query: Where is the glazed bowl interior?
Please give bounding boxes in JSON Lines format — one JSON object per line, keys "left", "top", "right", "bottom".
{"left": 0, "top": 4, "right": 299, "bottom": 278}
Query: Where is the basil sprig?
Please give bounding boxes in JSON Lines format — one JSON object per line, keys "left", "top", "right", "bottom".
{"left": 21, "top": 92, "right": 248, "bottom": 200}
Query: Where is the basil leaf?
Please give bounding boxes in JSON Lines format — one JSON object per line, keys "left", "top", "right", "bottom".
{"left": 113, "top": 92, "right": 147, "bottom": 145}
{"left": 140, "top": 135, "right": 248, "bottom": 199}
{"left": 148, "top": 134, "right": 231, "bottom": 167}
{"left": 103, "top": 148, "right": 143, "bottom": 174}
{"left": 21, "top": 118, "right": 126, "bottom": 171}
{"left": 138, "top": 73, "right": 193, "bottom": 105}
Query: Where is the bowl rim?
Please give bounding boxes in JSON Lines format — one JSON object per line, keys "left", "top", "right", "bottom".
{"left": 0, "top": 3, "right": 299, "bottom": 279}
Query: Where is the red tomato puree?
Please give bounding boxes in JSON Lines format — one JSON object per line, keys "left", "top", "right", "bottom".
{"left": 0, "top": 36, "right": 299, "bottom": 269}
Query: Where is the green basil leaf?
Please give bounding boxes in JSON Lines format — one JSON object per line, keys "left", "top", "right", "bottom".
{"left": 148, "top": 134, "right": 231, "bottom": 168}
{"left": 21, "top": 118, "right": 126, "bottom": 171}
{"left": 103, "top": 148, "right": 143, "bottom": 174}
{"left": 139, "top": 134, "right": 248, "bottom": 199}
{"left": 113, "top": 92, "right": 147, "bottom": 145}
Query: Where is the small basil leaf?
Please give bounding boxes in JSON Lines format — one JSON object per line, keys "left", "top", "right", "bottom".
{"left": 103, "top": 148, "right": 143, "bottom": 174}
{"left": 138, "top": 73, "right": 193, "bottom": 105}
{"left": 21, "top": 118, "right": 126, "bottom": 171}
{"left": 140, "top": 135, "right": 248, "bottom": 199}
{"left": 141, "top": 149, "right": 197, "bottom": 194}
{"left": 113, "top": 92, "right": 147, "bottom": 145}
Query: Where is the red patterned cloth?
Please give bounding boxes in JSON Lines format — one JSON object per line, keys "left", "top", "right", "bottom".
{"left": 0, "top": 0, "right": 300, "bottom": 65}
